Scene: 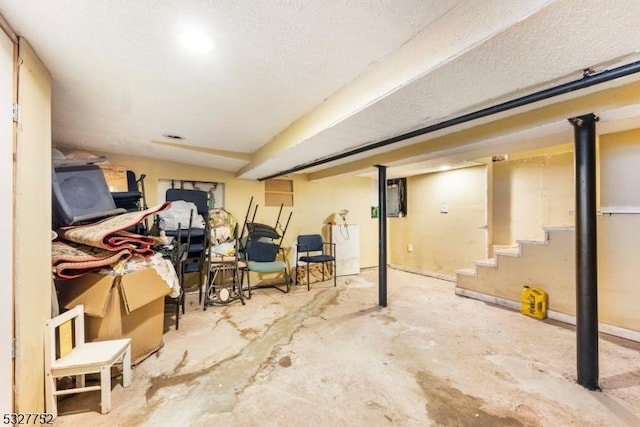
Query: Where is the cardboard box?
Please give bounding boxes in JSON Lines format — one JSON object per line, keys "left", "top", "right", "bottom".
{"left": 56, "top": 268, "right": 171, "bottom": 364}
{"left": 98, "top": 164, "right": 128, "bottom": 192}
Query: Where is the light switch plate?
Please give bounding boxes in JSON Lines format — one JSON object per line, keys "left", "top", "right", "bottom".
{"left": 440, "top": 204, "right": 448, "bottom": 214}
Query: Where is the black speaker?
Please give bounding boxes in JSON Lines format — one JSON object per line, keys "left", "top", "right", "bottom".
{"left": 52, "top": 164, "right": 126, "bottom": 226}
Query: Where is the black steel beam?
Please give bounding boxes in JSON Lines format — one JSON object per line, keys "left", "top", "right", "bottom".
{"left": 259, "top": 60, "right": 640, "bottom": 181}
{"left": 569, "top": 113, "right": 599, "bottom": 390}
{"left": 377, "top": 165, "right": 388, "bottom": 307}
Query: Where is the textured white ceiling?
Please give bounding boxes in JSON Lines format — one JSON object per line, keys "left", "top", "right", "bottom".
{"left": 1, "top": 0, "right": 640, "bottom": 179}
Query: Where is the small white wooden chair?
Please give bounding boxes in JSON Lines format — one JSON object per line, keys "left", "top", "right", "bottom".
{"left": 44, "top": 304, "right": 132, "bottom": 417}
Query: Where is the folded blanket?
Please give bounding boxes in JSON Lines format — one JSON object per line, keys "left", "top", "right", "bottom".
{"left": 58, "top": 202, "right": 170, "bottom": 253}
{"left": 52, "top": 240, "right": 132, "bottom": 280}
{"left": 157, "top": 200, "right": 206, "bottom": 230}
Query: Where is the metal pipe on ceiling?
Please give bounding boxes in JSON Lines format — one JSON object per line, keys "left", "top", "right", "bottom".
{"left": 258, "top": 59, "right": 640, "bottom": 181}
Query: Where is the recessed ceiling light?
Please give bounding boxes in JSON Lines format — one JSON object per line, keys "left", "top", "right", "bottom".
{"left": 163, "top": 133, "right": 184, "bottom": 140}
{"left": 179, "top": 28, "right": 214, "bottom": 53}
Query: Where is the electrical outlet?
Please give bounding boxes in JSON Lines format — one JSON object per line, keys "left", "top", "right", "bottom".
{"left": 407, "top": 243, "right": 413, "bottom": 252}
{"left": 440, "top": 204, "right": 448, "bottom": 214}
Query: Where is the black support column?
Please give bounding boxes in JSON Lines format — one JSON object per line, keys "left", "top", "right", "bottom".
{"left": 376, "top": 165, "right": 388, "bottom": 307}
{"left": 569, "top": 113, "right": 599, "bottom": 390}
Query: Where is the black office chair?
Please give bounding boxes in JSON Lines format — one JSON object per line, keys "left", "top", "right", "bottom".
{"left": 111, "top": 171, "right": 143, "bottom": 211}
{"left": 295, "top": 234, "right": 336, "bottom": 290}
{"left": 164, "top": 189, "right": 209, "bottom": 302}
{"left": 111, "top": 171, "right": 147, "bottom": 234}
{"left": 164, "top": 222, "right": 189, "bottom": 330}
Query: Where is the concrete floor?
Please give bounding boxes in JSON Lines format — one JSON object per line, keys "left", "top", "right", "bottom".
{"left": 55, "top": 268, "right": 640, "bottom": 426}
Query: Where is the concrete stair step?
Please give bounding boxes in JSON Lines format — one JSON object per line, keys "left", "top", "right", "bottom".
{"left": 455, "top": 267, "right": 477, "bottom": 277}
{"left": 516, "top": 238, "right": 547, "bottom": 245}
{"left": 543, "top": 225, "right": 575, "bottom": 232}
{"left": 474, "top": 258, "right": 497, "bottom": 267}
{"left": 493, "top": 246, "right": 520, "bottom": 257}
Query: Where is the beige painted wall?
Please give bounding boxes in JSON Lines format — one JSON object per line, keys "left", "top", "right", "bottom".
{"left": 460, "top": 132, "right": 640, "bottom": 332}
{"left": 388, "top": 166, "right": 488, "bottom": 277}
{"left": 600, "top": 128, "right": 640, "bottom": 209}
{"left": 598, "top": 215, "right": 640, "bottom": 330}
{"left": 289, "top": 175, "right": 378, "bottom": 269}
{"left": 73, "top": 152, "right": 379, "bottom": 270}
{"left": 15, "top": 38, "right": 51, "bottom": 411}
{"left": 597, "top": 129, "right": 640, "bottom": 331}
{"left": 492, "top": 151, "right": 574, "bottom": 244}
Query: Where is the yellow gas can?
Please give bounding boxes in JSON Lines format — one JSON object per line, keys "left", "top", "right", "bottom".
{"left": 521, "top": 286, "right": 548, "bottom": 319}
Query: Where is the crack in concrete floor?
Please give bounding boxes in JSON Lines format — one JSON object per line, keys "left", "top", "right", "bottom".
{"left": 143, "top": 287, "right": 340, "bottom": 425}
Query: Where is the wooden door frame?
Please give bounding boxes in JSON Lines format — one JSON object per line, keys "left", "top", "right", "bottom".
{"left": 0, "top": 23, "right": 16, "bottom": 414}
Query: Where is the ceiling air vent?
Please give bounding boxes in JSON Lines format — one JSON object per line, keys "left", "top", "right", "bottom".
{"left": 162, "top": 134, "right": 184, "bottom": 140}
{"left": 492, "top": 154, "right": 509, "bottom": 162}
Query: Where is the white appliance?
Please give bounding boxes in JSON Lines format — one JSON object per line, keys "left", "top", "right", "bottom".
{"left": 327, "top": 224, "right": 360, "bottom": 276}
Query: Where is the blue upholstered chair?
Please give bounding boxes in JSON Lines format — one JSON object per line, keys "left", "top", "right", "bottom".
{"left": 295, "top": 234, "right": 336, "bottom": 290}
